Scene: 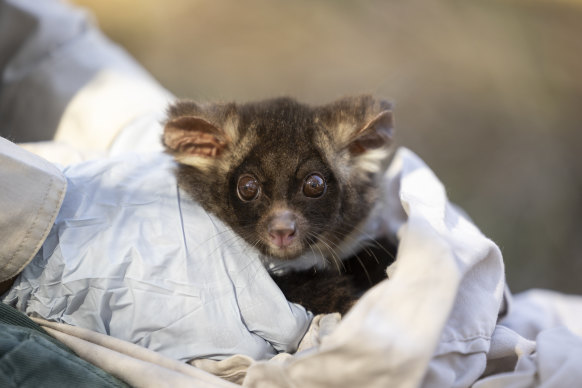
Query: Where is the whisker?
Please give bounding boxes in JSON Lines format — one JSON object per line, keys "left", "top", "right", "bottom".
{"left": 352, "top": 253, "right": 373, "bottom": 285}
{"left": 311, "top": 233, "right": 344, "bottom": 274}
{"left": 324, "top": 224, "right": 396, "bottom": 263}
{"left": 306, "top": 242, "right": 319, "bottom": 273}
{"left": 367, "top": 247, "right": 381, "bottom": 265}
{"left": 306, "top": 232, "right": 330, "bottom": 270}
{"left": 190, "top": 228, "right": 237, "bottom": 251}
{"left": 349, "top": 225, "right": 396, "bottom": 260}
{"left": 319, "top": 236, "right": 344, "bottom": 268}
{"left": 204, "top": 233, "right": 244, "bottom": 258}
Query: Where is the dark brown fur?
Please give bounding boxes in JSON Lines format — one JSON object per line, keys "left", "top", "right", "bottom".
{"left": 163, "top": 95, "right": 396, "bottom": 314}
{"left": 273, "top": 237, "right": 396, "bottom": 314}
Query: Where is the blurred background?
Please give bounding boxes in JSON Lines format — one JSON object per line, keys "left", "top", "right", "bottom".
{"left": 71, "top": 0, "right": 581, "bottom": 294}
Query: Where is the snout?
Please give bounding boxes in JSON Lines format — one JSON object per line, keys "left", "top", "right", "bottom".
{"left": 268, "top": 210, "right": 297, "bottom": 248}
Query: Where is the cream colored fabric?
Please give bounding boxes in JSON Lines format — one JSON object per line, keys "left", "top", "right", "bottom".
{"left": 17, "top": 145, "right": 582, "bottom": 388}
{"left": 32, "top": 318, "right": 237, "bottom": 388}
{"left": 53, "top": 70, "right": 172, "bottom": 155}
{"left": 189, "top": 314, "right": 342, "bottom": 385}
{"left": 475, "top": 289, "right": 582, "bottom": 387}
{"left": 3, "top": 146, "right": 503, "bottom": 387}
{"left": 30, "top": 281, "right": 582, "bottom": 388}
{"left": 0, "top": 137, "right": 66, "bottom": 283}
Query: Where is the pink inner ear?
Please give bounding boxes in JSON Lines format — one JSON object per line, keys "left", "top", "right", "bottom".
{"left": 163, "top": 116, "right": 228, "bottom": 157}
{"left": 173, "top": 131, "right": 224, "bottom": 157}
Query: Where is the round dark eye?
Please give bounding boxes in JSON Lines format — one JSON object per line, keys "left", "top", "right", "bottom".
{"left": 303, "top": 173, "right": 326, "bottom": 198}
{"left": 237, "top": 174, "right": 260, "bottom": 201}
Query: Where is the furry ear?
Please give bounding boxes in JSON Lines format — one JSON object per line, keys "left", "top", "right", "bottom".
{"left": 163, "top": 116, "right": 230, "bottom": 158}
{"left": 316, "top": 95, "right": 395, "bottom": 177}
{"left": 163, "top": 101, "right": 239, "bottom": 169}
{"left": 347, "top": 109, "right": 393, "bottom": 155}
{"left": 318, "top": 95, "right": 394, "bottom": 154}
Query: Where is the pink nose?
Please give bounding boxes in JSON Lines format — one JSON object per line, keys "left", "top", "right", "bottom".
{"left": 268, "top": 211, "right": 297, "bottom": 248}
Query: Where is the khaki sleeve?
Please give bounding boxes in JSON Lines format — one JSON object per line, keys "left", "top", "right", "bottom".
{"left": 0, "top": 137, "right": 66, "bottom": 283}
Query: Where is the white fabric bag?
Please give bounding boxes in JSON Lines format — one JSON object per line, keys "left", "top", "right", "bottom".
{"left": 3, "top": 152, "right": 312, "bottom": 362}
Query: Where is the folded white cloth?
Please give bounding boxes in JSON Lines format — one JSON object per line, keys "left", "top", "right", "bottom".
{"left": 6, "top": 145, "right": 582, "bottom": 388}
{"left": 3, "top": 146, "right": 507, "bottom": 386}
{"left": 2, "top": 152, "right": 312, "bottom": 362}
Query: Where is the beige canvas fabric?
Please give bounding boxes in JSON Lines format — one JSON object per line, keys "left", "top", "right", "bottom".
{"left": 0, "top": 137, "right": 66, "bottom": 283}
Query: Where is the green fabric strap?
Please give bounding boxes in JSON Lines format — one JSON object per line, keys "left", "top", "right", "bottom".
{"left": 1, "top": 302, "right": 50, "bottom": 333}
{"left": 0, "top": 302, "right": 129, "bottom": 388}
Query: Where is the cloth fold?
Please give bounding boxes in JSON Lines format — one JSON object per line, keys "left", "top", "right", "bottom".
{"left": 0, "top": 137, "right": 67, "bottom": 284}
{"left": 3, "top": 152, "right": 312, "bottom": 362}
{"left": 4, "top": 145, "right": 582, "bottom": 387}
{"left": 243, "top": 147, "right": 506, "bottom": 388}
{"left": 33, "top": 317, "right": 236, "bottom": 388}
